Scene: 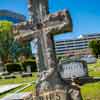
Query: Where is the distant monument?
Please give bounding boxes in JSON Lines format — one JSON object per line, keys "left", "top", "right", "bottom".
{"left": 13, "top": 0, "right": 93, "bottom": 100}
{"left": 0, "top": 57, "right": 4, "bottom": 72}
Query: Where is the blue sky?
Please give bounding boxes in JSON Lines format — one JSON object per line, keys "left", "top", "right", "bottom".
{"left": 0, "top": 0, "right": 100, "bottom": 41}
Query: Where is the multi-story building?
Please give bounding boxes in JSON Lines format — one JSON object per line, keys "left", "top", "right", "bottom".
{"left": 0, "top": 9, "right": 26, "bottom": 23}
{"left": 55, "top": 33, "right": 100, "bottom": 57}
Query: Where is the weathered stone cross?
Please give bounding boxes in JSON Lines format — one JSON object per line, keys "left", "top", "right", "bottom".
{"left": 12, "top": 1, "right": 100, "bottom": 99}
{"left": 13, "top": 1, "right": 87, "bottom": 99}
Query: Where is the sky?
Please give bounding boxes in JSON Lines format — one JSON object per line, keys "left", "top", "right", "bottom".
{"left": 0, "top": 0, "right": 100, "bottom": 41}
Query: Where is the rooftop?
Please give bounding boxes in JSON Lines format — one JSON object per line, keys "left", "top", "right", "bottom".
{"left": 0, "top": 9, "right": 26, "bottom": 23}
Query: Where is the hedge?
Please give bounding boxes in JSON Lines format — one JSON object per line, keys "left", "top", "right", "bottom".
{"left": 5, "top": 63, "right": 22, "bottom": 73}
{"left": 22, "top": 59, "right": 37, "bottom": 72}
{"left": 5, "top": 59, "right": 37, "bottom": 73}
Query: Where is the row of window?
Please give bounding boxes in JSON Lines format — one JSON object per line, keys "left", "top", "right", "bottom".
{"left": 56, "top": 44, "right": 88, "bottom": 49}
{"left": 56, "top": 47, "right": 88, "bottom": 53}
{"left": 55, "top": 40, "right": 89, "bottom": 46}
{"left": 55, "top": 36, "right": 100, "bottom": 45}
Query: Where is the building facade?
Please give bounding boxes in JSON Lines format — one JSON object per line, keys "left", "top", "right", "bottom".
{"left": 55, "top": 33, "right": 100, "bottom": 57}
{"left": 0, "top": 10, "right": 26, "bottom": 23}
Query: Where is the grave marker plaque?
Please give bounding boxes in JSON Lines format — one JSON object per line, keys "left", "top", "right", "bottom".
{"left": 59, "top": 60, "right": 88, "bottom": 80}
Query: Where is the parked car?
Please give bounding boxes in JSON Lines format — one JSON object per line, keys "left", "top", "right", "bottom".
{"left": 80, "top": 55, "right": 96, "bottom": 64}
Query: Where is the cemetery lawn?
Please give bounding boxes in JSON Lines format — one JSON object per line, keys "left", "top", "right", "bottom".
{"left": 88, "top": 59, "right": 100, "bottom": 77}
{"left": 81, "top": 82, "right": 100, "bottom": 100}
{"left": 0, "top": 72, "right": 37, "bottom": 85}
{"left": 0, "top": 73, "right": 37, "bottom": 98}
{"left": 0, "top": 59, "right": 100, "bottom": 99}
{"left": 81, "top": 59, "right": 100, "bottom": 100}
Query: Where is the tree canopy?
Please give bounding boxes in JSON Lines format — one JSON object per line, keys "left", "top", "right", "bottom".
{"left": 0, "top": 21, "right": 32, "bottom": 63}
{"left": 0, "top": 21, "right": 13, "bottom": 63}
{"left": 89, "top": 39, "right": 100, "bottom": 58}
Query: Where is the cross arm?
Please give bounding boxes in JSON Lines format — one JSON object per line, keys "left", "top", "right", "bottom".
{"left": 13, "top": 29, "right": 39, "bottom": 42}
{"left": 13, "top": 21, "right": 39, "bottom": 42}
{"left": 42, "top": 10, "right": 72, "bottom": 35}
{"left": 13, "top": 10, "right": 72, "bottom": 42}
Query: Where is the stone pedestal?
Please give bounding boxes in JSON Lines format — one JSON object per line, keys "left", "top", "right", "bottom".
{"left": 34, "top": 60, "right": 86, "bottom": 100}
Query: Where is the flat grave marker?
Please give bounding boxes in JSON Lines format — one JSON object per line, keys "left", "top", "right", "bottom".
{"left": 59, "top": 60, "right": 88, "bottom": 80}
{"left": 0, "top": 84, "right": 21, "bottom": 94}
{"left": 1, "top": 92, "right": 32, "bottom": 100}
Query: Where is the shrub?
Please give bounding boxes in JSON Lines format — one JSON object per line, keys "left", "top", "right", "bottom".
{"left": 22, "top": 59, "right": 37, "bottom": 72}
{"left": 5, "top": 63, "right": 22, "bottom": 73}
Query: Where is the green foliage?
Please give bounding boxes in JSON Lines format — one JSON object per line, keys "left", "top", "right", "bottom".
{"left": 0, "top": 21, "right": 32, "bottom": 63}
{"left": 81, "top": 82, "right": 100, "bottom": 100}
{"left": 0, "top": 72, "right": 37, "bottom": 85}
{"left": 81, "top": 59, "right": 100, "bottom": 99}
{"left": 89, "top": 39, "right": 100, "bottom": 57}
{"left": 5, "top": 63, "right": 22, "bottom": 73}
{"left": 88, "top": 59, "right": 100, "bottom": 77}
{"left": 0, "top": 72, "right": 37, "bottom": 98}
{"left": 15, "top": 42, "right": 32, "bottom": 58}
{"left": 4, "top": 58, "right": 37, "bottom": 73}
{"left": 0, "top": 21, "right": 13, "bottom": 32}
{"left": 22, "top": 59, "right": 37, "bottom": 72}
{"left": 0, "top": 21, "right": 14, "bottom": 63}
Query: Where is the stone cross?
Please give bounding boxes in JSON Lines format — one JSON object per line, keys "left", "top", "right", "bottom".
{"left": 12, "top": 1, "right": 100, "bottom": 99}
{"left": 13, "top": 0, "right": 84, "bottom": 99}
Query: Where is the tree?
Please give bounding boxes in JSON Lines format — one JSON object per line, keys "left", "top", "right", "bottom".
{"left": 0, "top": 21, "right": 14, "bottom": 63}
{"left": 0, "top": 21, "right": 32, "bottom": 64}
{"left": 15, "top": 41, "right": 32, "bottom": 61}
{"left": 89, "top": 39, "right": 100, "bottom": 58}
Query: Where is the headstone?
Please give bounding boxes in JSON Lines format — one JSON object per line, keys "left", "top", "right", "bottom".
{"left": 59, "top": 60, "right": 88, "bottom": 80}
{"left": 0, "top": 71, "right": 9, "bottom": 76}
{"left": 0, "top": 84, "right": 21, "bottom": 94}
{"left": 3, "top": 74, "right": 16, "bottom": 79}
{"left": 21, "top": 72, "right": 32, "bottom": 77}
{"left": 1, "top": 92, "right": 32, "bottom": 100}
{"left": 26, "top": 65, "right": 32, "bottom": 73}
{"left": 80, "top": 55, "right": 96, "bottom": 64}
{"left": 0, "top": 58, "right": 4, "bottom": 72}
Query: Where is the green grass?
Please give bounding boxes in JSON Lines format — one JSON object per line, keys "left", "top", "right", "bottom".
{"left": 0, "top": 73, "right": 37, "bottom": 99}
{"left": 0, "top": 73, "right": 37, "bottom": 85}
{"left": 20, "top": 85, "right": 36, "bottom": 93}
{"left": 0, "top": 59, "right": 100, "bottom": 99}
{"left": 81, "top": 82, "right": 100, "bottom": 100}
{"left": 81, "top": 59, "right": 100, "bottom": 100}
{"left": 88, "top": 59, "right": 100, "bottom": 77}
{"left": 88, "top": 59, "right": 100, "bottom": 68}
